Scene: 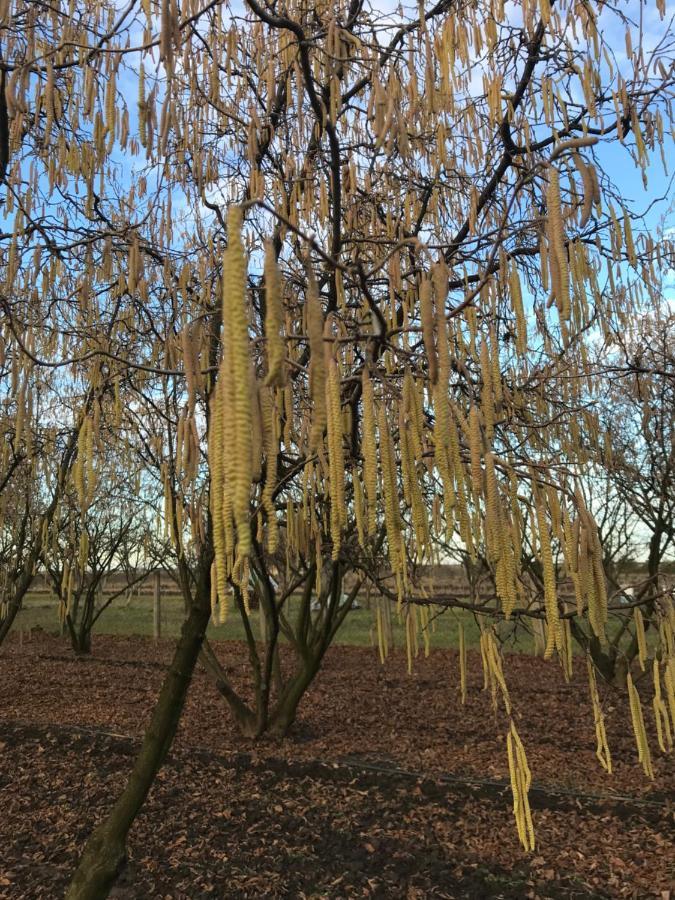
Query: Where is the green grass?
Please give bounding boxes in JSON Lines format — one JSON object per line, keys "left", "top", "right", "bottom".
{"left": 10, "top": 593, "right": 538, "bottom": 652}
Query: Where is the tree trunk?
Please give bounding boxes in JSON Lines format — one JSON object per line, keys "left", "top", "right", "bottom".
{"left": 74, "top": 626, "right": 92, "bottom": 655}
{"left": 267, "top": 659, "right": 321, "bottom": 736}
{"left": 65, "top": 595, "right": 211, "bottom": 900}
{"left": 0, "top": 566, "right": 36, "bottom": 646}
{"left": 0, "top": 597, "right": 22, "bottom": 645}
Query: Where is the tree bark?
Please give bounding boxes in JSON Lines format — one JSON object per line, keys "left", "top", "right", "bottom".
{"left": 0, "top": 597, "right": 21, "bottom": 645}
{"left": 0, "top": 565, "right": 36, "bottom": 645}
{"left": 267, "top": 658, "right": 321, "bottom": 736}
{"left": 65, "top": 594, "right": 211, "bottom": 900}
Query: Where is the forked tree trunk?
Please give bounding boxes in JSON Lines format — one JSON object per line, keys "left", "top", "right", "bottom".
{"left": 203, "top": 559, "right": 362, "bottom": 740}
{"left": 65, "top": 595, "right": 211, "bottom": 900}
{"left": 205, "top": 643, "right": 327, "bottom": 739}
{"left": 65, "top": 607, "right": 93, "bottom": 656}
{"left": 266, "top": 658, "right": 322, "bottom": 736}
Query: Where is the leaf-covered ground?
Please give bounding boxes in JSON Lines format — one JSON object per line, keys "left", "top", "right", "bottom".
{"left": 0, "top": 633, "right": 673, "bottom": 898}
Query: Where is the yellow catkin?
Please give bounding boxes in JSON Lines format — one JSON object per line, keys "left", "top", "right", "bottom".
{"left": 263, "top": 241, "right": 286, "bottom": 387}
{"left": 375, "top": 600, "right": 385, "bottom": 664}
{"left": 480, "top": 339, "right": 494, "bottom": 439}
{"left": 307, "top": 267, "right": 326, "bottom": 451}
{"left": 550, "top": 135, "right": 598, "bottom": 160}
{"left": 222, "top": 206, "right": 253, "bottom": 560}
{"left": 587, "top": 659, "right": 612, "bottom": 773}
{"left": 484, "top": 451, "right": 501, "bottom": 557}
{"left": 403, "top": 369, "right": 423, "bottom": 460}
{"left": 361, "top": 369, "right": 378, "bottom": 537}
{"left": 432, "top": 383, "right": 455, "bottom": 536}
{"left": 564, "top": 514, "right": 583, "bottom": 616}
{"left": 459, "top": 621, "right": 467, "bottom": 704}
{"left": 468, "top": 404, "right": 483, "bottom": 495}
{"left": 508, "top": 264, "right": 527, "bottom": 355}
{"left": 489, "top": 325, "right": 502, "bottom": 408}
{"left": 325, "top": 354, "right": 345, "bottom": 558}
{"left": 353, "top": 476, "right": 366, "bottom": 548}
{"left": 181, "top": 322, "right": 198, "bottom": 408}
{"left": 378, "top": 404, "right": 404, "bottom": 601}
{"left": 210, "top": 560, "right": 218, "bottom": 620}
{"left": 665, "top": 658, "right": 675, "bottom": 732}
{"left": 420, "top": 276, "right": 438, "bottom": 384}
{"left": 208, "top": 379, "right": 228, "bottom": 603}
{"left": 13, "top": 378, "right": 26, "bottom": 452}
{"left": 160, "top": 0, "right": 174, "bottom": 73}
{"left": 240, "top": 556, "right": 251, "bottom": 615}
{"left": 534, "top": 487, "right": 561, "bottom": 659}
{"left": 507, "top": 721, "right": 535, "bottom": 851}
{"left": 250, "top": 370, "right": 263, "bottom": 484}
{"left": 138, "top": 65, "right": 147, "bottom": 147}
{"left": 259, "top": 386, "right": 278, "bottom": 552}
{"left": 573, "top": 152, "right": 594, "bottom": 227}
{"left": 634, "top": 607, "right": 647, "bottom": 672}
{"left": 486, "top": 453, "right": 517, "bottom": 618}
{"left": 399, "top": 403, "right": 412, "bottom": 504}
{"left": 435, "top": 263, "right": 451, "bottom": 380}
{"left": 627, "top": 672, "right": 654, "bottom": 779}
{"left": 546, "top": 484, "right": 562, "bottom": 543}
{"left": 400, "top": 378, "right": 429, "bottom": 558}
{"left": 484, "top": 629, "right": 511, "bottom": 714}
{"left": 652, "top": 659, "right": 673, "bottom": 753}
{"left": 546, "top": 166, "right": 570, "bottom": 320}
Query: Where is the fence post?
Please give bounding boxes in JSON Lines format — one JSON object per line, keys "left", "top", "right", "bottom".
{"left": 153, "top": 571, "right": 161, "bottom": 642}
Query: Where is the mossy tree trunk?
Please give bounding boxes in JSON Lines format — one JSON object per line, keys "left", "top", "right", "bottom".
{"left": 65, "top": 582, "right": 211, "bottom": 899}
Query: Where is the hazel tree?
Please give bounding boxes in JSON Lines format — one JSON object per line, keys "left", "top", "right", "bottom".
{"left": 578, "top": 305, "right": 675, "bottom": 684}
{"left": 2, "top": 1, "right": 674, "bottom": 897}
{"left": 41, "top": 432, "right": 169, "bottom": 655}
{"left": 0, "top": 0, "right": 145, "bottom": 639}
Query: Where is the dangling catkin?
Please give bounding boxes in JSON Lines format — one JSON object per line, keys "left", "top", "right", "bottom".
{"left": 507, "top": 721, "right": 535, "bottom": 851}
{"left": 652, "top": 659, "right": 673, "bottom": 753}
{"left": 353, "top": 475, "right": 366, "bottom": 548}
{"left": 263, "top": 241, "right": 286, "bottom": 387}
{"left": 259, "top": 385, "right": 278, "bottom": 552}
{"left": 534, "top": 487, "right": 561, "bottom": 659}
{"left": 587, "top": 658, "right": 612, "bottom": 773}
{"left": 469, "top": 404, "right": 483, "bottom": 495}
{"left": 307, "top": 266, "right": 326, "bottom": 451}
{"left": 326, "top": 354, "right": 345, "bottom": 558}
{"left": 216, "top": 205, "right": 252, "bottom": 563}
{"left": 634, "top": 607, "right": 647, "bottom": 672}
{"left": 378, "top": 403, "right": 404, "bottom": 600}
{"left": 480, "top": 339, "right": 494, "bottom": 439}
{"left": 508, "top": 264, "right": 527, "bottom": 355}
{"left": 546, "top": 166, "right": 570, "bottom": 320}
{"left": 420, "top": 276, "right": 438, "bottom": 384}
{"left": 361, "top": 368, "right": 378, "bottom": 536}
{"left": 627, "top": 671, "right": 654, "bottom": 779}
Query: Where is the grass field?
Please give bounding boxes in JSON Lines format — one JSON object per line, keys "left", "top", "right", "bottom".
{"left": 10, "top": 592, "right": 540, "bottom": 652}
